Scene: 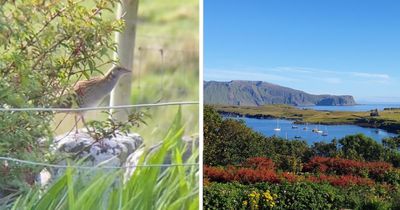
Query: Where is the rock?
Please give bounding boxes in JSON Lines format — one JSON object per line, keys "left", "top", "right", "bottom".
{"left": 124, "top": 135, "right": 198, "bottom": 180}
{"left": 38, "top": 130, "right": 143, "bottom": 186}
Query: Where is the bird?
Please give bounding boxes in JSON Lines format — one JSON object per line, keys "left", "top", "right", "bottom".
{"left": 56, "top": 66, "right": 131, "bottom": 134}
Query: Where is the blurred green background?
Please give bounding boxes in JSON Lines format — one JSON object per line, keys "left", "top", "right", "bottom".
{"left": 53, "top": 0, "right": 199, "bottom": 144}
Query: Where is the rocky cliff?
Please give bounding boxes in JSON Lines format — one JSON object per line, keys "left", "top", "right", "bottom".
{"left": 204, "top": 80, "right": 356, "bottom": 106}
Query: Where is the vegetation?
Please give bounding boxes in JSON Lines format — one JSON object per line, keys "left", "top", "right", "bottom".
{"left": 204, "top": 105, "right": 400, "bottom": 209}
{"left": 214, "top": 104, "right": 400, "bottom": 134}
{"left": 0, "top": 0, "right": 122, "bottom": 195}
{"left": 0, "top": 0, "right": 198, "bottom": 208}
{"left": 204, "top": 182, "right": 399, "bottom": 210}
{"left": 8, "top": 109, "right": 198, "bottom": 210}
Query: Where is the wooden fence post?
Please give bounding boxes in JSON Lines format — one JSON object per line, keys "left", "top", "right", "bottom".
{"left": 110, "top": 0, "right": 139, "bottom": 121}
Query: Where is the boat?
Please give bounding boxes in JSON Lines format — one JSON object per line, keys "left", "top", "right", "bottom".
{"left": 303, "top": 123, "right": 308, "bottom": 130}
{"left": 294, "top": 135, "right": 301, "bottom": 139}
{"left": 313, "top": 123, "right": 322, "bottom": 133}
{"left": 274, "top": 119, "right": 281, "bottom": 132}
{"left": 322, "top": 126, "right": 328, "bottom": 136}
{"left": 292, "top": 124, "right": 298, "bottom": 129}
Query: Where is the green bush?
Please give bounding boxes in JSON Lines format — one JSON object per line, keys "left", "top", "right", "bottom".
{"left": 204, "top": 106, "right": 265, "bottom": 166}
{"left": 204, "top": 182, "right": 399, "bottom": 210}
{"left": 0, "top": 0, "right": 121, "bottom": 194}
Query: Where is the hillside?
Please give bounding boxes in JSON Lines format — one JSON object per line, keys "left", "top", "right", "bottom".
{"left": 204, "top": 80, "right": 356, "bottom": 106}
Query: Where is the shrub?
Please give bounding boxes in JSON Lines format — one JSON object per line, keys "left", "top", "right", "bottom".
{"left": 243, "top": 157, "right": 275, "bottom": 170}
{"left": 204, "top": 181, "right": 399, "bottom": 210}
{"left": 0, "top": 0, "right": 121, "bottom": 194}
{"left": 307, "top": 174, "right": 375, "bottom": 187}
{"left": 204, "top": 182, "right": 345, "bottom": 210}
{"left": 303, "top": 156, "right": 393, "bottom": 182}
{"left": 339, "top": 134, "right": 386, "bottom": 162}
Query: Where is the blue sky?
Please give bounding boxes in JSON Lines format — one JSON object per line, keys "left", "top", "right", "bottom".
{"left": 204, "top": 0, "right": 400, "bottom": 103}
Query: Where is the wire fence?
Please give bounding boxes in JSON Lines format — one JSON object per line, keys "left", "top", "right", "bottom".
{"left": 0, "top": 157, "right": 198, "bottom": 169}
{"left": 0, "top": 101, "right": 198, "bottom": 112}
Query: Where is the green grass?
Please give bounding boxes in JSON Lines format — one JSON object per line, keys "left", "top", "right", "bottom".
{"left": 214, "top": 104, "right": 366, "bottom": 123}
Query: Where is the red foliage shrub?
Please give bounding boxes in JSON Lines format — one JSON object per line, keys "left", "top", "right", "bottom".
{"left": 303, "top": 156, "right": 392, "bottom": 178}
{"left": 204, "top": 166, "right": 233, "bottom": 182}
{"left": 234, "top": 168, "right": 279, "bottom": 184}
{"left": 204, "top": 165, "right": 280, "bottom": 184}
{"left": 243, "top": 157, "right": 275, "bottom": 170}
{"left": 204, "top": 156, "right": 384, "bottom": 187}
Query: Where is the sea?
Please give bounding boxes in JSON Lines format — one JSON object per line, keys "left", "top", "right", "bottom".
{"left": 230, "top": 104, "right": 400, "bottom": 144}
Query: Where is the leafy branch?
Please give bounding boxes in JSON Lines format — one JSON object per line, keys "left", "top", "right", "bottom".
{"left": 86, "top": 111, "right": 149, "bottom": 141}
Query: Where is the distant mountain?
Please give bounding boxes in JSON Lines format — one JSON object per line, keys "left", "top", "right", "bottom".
{"left": 204, "top": 80, "right": 356, "bottom": 106}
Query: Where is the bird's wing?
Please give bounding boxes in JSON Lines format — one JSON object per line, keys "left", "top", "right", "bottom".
{"left": 73, "top": 77, "right": 101, "bottom": 96}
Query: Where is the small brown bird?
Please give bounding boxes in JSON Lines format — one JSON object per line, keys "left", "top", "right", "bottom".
{"left": 58, "top": 66, "right": 131, "bottom": 133}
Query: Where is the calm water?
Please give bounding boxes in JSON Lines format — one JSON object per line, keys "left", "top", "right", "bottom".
{"left": 298, "top": 104, "right": 400, "bottom": 112}
{"left": 236, "top": 117, "right": 397, "bottom": 144}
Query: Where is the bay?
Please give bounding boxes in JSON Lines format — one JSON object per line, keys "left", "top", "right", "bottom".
{"left": 235, "top": 117, "right": 398, "bottom": 144}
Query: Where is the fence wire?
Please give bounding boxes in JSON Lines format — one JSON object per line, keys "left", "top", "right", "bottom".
{"left": 0, "top": 101, "right": 198, "bottom": 112}
{"left": 0, "top": 157, "right": 198, "bottom": 169}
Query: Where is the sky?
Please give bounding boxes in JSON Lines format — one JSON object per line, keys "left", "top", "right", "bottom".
{"left": 204, "top": 0, "right": 400, "bottom": 103}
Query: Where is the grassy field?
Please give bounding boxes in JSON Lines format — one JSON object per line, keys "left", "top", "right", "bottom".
{"left": 53, "top": 0, "right": 199, "bottom": 144}
{"left": 213, "top": 104, "right": 400, "bottom": 133}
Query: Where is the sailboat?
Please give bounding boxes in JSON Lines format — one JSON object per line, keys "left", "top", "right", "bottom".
{"left": 303, "top": 123, "right": 308, "bottom": 130}
{"left": 322, "top": 126, "right": 328, "bottom": 136}
{"left": 316, "top": 123, "right": 323, "bottom": 134}
{"left": 294, "top": 129, "right": 301, "bottom": 139}
{"left": 274, "top": 119, "right": 281, "bottom": 132}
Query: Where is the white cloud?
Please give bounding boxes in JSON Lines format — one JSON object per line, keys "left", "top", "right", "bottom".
{"left": 351, "top": 72, "right": 390, "bottom": 80}
{"left": 204, "top": 68, "right": 299, "bottom": 82}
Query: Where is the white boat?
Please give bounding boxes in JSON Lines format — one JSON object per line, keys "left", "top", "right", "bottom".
{"left": 313, "top": 123, "right": 322, "bottom": 133}
{"left": 274, "top": 119, "right": 281, "bottom": 131}
{"left": 322, "top": 126, "right": 328, "bottom": 136}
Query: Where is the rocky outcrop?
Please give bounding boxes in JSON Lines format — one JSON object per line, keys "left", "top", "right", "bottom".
{"left": 204, "top": 80, "right": 356, "bottom": 106}
{"left": 38, "top": 131, "right": 143, "bottom": 185}
{"left": 38, "top": 132, "right": 198, "bottom": 185}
